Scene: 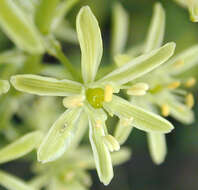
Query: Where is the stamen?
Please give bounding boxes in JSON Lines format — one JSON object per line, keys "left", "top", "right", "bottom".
{"left": 174, "top": 59, "right": 184, "bottom": 68}
{"left": 104, "top": 85, "right": 113, "bottom": 102}
{"left": 95, "top": 120, "right": 102, "bottom": 128}
{"left": 167, "top": 81, "right": 181, "bottom": 89}
{"left": 121, "top": 117, "right": 134, "bottom": 126}
{"left": 103, "top": 135, "right": 120, "bottom": 152}
{"left": 161, "top": 104, "right": 170, "bottom": 117}
{"left": 185, "top": 77, "right": 196, "bottom": 88}
{"left": 185, "top": 93, "right": 194, "bottom": 108}
{"left": 63, "top": 95, "right": 84, "bottom": 108}
{"left": 127, "top": 83, "right": 149, "bottom": 96}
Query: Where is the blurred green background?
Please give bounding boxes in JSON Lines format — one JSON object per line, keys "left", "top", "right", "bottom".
{"left": 0, "top": 0, "right": 198, "bottom": 190}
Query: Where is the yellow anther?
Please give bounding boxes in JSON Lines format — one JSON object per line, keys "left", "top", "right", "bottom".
{"left": 127, "top": 83, "right": 149, "bottom": 96}
{"left": 95, "top": 120, "right": 102, "bottom": 128}
{"left": 185, "top": 93, "right": 194, "bottom": 109}
{"left": 104, "top": 85, "right": 113, "bottom": 102}
{"left": 167, "top": 81, "right": 181, "bottom": 89}
{"left": 161, "top": 104, "right": 170, "bottom": 117}
{"left": 121, "top": 117, "right": 134, "bottom": 126}
{"left": 185, "top": 77, "right": 196, "bottom": 88}
{"left": 174, "top": 59, "right": 184, "bottom": 67}
{"left": 63, "top": 95, "right": 84, "bottom": 108}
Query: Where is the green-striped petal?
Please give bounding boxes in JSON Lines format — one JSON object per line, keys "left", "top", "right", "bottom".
{"left": 111, "top": 3, "right": 129, "bottom": 55}
{"left": 104, "top": 95, "right": 174, "bottom": 133}
{"left": 147, "top": 133, "right": 167, "bottom": 165}
{"left": 76, "top": 6, "right": 103, "bottom": 83}
{"left": 0, "top": 0, "right": 44, "bottom": 54}
{"left": 144, "top": 2, "right": 165, "bottom": 53}
{"left": 0, "top": 80, "right": 10, "bottom": 95}
{"left": 11, "top": 74, "right": 83, "bottom": 96}
{"left": 0, "top": 170, "right": 35, "bottom": 190}
{"left": 89, "top": 120, "right": 113, "bottom": 185}
{"left": 38, "top": 108, "right": 82, "bottom": 163}
{"left": 99, "top": 42, "right": 176, "bottom": 85}
{"left": 0, "top": 131, "right": 42, "bottom": 164}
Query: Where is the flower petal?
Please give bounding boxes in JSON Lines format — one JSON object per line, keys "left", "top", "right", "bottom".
{"left": 99, "top": 42, "right": 176, "bottom": 85}
{"left": 147, "top": 133, "right": 167, "bottom": 165}
{"left": 144, "top": 2, "right": 165, "bottom": 53}
{"left": 0, "top": 80, "right": 10, "bottom": 95}
{"left": 0, "top": 131, "right": 42, "bottom": 164}
{"left": 38, "top": 108, "right": 82, "bottom": 163}
{"left": 88, "top": 120, "right": 113, "bottom": 185}
{"left": 11, "top": 74, "right": 83, "bottom": 96}
{"left": 35, "top": 0, "right": 61, "bottom": 34}
{"left": 167, "top": 45, "right": 198, "bottom": 75}
{"left": 0, "top": 170, "right": 35, "bottom": 190}
{"left": 0, "top": 0, "right": 44, "bottom": 54}
{"left": 111, "top": 3, "right": 129, "bottom": 55}
{"left": 76, "top": 6, "right": 103, "bottom": 83}
{"left": 103, "top": 95, "right": 174, "bottom": 133}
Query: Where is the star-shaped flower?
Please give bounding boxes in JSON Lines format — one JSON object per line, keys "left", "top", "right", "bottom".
{"left": 111, "top": 2, "right": 198, "bottom": 165}
{"left": 11, "top": 6, "right": 175, "bottom": 185}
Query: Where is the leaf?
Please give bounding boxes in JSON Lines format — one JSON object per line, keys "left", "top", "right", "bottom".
{"left": 11, "top": 74, "right": 83, "bottom": 96}
{"left": 99, "top": 42, "right": 176, "bottom": 85}
{"left": 111, "top": 2, "right": 129, "bottom": 55}
{"left": 0, "top": 170, "right": 35, "bottom": 190}
{"left": 147, "top": 133, "right": 167, "bottom": 165}
{"left": 38, "top": 108, "right": 82, "bottom": 163}
{"left": 0, "top": 0, "right": 44, "bottom": 54}
{"left": 104, "top": 95, "right": 174, "bottom": 133}
{"left": 76, "top": 6, "right": 103, "bottom": 83}
{"left": 0, "top": 131, "right": 42, "bottom": 164}
{"left": 0, "top": 80, "right": 10, "bottom": 95}
{"left": 144, "top": 2, "right": 165, "bottom": 53}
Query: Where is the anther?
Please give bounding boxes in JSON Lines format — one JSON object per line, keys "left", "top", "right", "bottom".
{"left": 185, "top": 77, "right": 196, "bottom": 88}
{"left": 174, "top": 59, "right": 184, "bottom": 67}
{"left": 185, "top": 93, "right": 194, "bottom": 109}
{"left": 127, "top": 83, "right": 149, "bottom": 96}
{"left": 104, "top": 85, "right": 113, "bottom": 102}
{"left": 63, "top": 95, "right": 84, "bottom": 108}
{"left": 167, "top": 81, "right": 181, "bottom": 89}
{"left": 161, "top": 104, "right": 170, "bottom": 117}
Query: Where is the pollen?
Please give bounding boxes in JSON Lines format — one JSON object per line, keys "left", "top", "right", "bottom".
{"left": 167, "top": 81, "right": 181, "bottom": 89}
{"left": 185, "top": 77, "right": 196, "bottom": 88}
{"left": 104, "top": 85, "right": 113, "bottom": 102}
{"left": 161, "top": 104, "right": 170, "bottom": 117}
{"left": 185, "top": 93, "right": 194, "bottom": 109}
{"left": 86, "top": 88, "right": 104, "bottom": 108}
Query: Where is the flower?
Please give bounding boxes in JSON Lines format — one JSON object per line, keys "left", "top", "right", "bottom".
{"left": 11, "top": 6, "right": 175, "bottom": 185}
{"left": 111, "top": 2, "right": 198, "bottom": 165}
{"left": 174, "top": 0, "right": 198, "bottom": 22}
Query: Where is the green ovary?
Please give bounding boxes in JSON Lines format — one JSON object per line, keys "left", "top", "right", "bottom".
{"left": 86, "top": 88, "right": 104, "bottom": 108}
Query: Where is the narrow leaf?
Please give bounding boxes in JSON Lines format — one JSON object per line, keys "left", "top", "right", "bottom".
{"left": 147, "top": 133, "right": 167, "bottom": 165}
{"left": 76, "top": 6, "right": 103, "bottom": 83}
{"left": 11, "top": 74, "right": 83, "bottom": 96}
{"left": 0, "top": 0, "right": 44, "bottom": 54}
{"left": 0, "top": 131, "right": 42, "bottom": 164}
{"left": 144, "top": 2, "right": 165, "bottom": 53}
{"left": 104, "top": 95, "right": 174, "bottom": 133}
{"left": 38, "top": 108, "right": 82, "bottom": 163}
{"left": 99, "top": 42, "right": 176, "bottom": 85}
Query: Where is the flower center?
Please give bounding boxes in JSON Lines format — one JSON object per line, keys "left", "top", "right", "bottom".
{"left": 86, "top": 88, "right": 104, "bottom": 108}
